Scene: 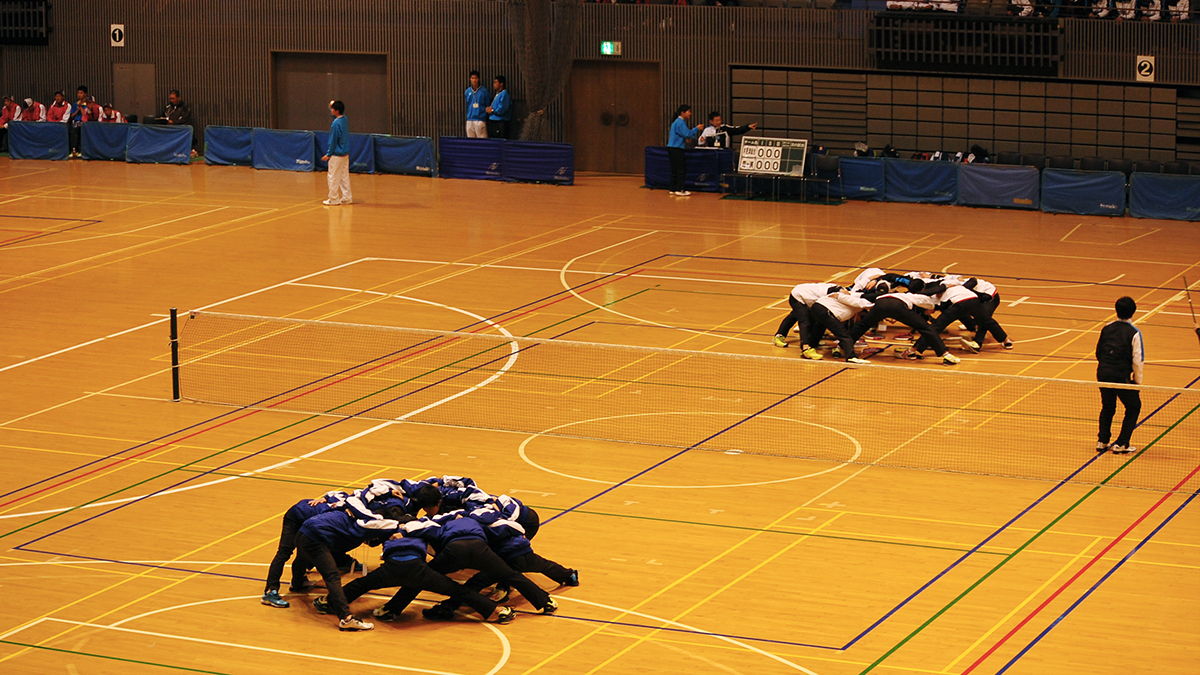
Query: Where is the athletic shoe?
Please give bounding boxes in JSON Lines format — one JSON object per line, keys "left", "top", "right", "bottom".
{"left": 1096, "top": 441, "right": 1111, "bottom": 452}
{"left": 541, "top": 597, "right": 559, "bottom": 615}
{"left": 260, "top": 590, "right": 290, "bottom": 608}
{"left": 801, "top": 347, "right": 823, "bottom": 360}
{"left": 1003, "top": 340, "right": 1014, "bottom": 349}
{"left": 322, "top": 199, "right": 339, "bottom": 206}
{"left": 488, "top": 586, "right": 511, "bottom": 603}
{"left": 338, "top": 616, "right": 373, "bottom": 631}
{"left": 372, "top": 607, "right": 401, "bottom": 622}
{"left": 289, "top": 580, "right": 315, "bottom": 593}
{"left": 494, "top": 607, "right": 516, "bottom": 624}
{"left": 565, "top": 569, "right": 580, "bottom": 587}
{"left": 313, "top": 596, "right": 330, "bottom": 614}
{"left": 422, "top": 604, "right": 456, "bottom": 621}
{"left": 963, "top": 340, "right": 982, "bottom": 353}
{"left": 339, "top": 199, "right": 353, "bottom": 205}
{"left": 831, "top": 346, "right": 843, "bottom": 358}
{"left": 679, "top": 191, "right": 691, "bottom": 196}
{"left": 854, "top": 340, "right": 868, "bottom": 350}
{"left": 895, "top": 348, "right": 923, "bottom": 360}
{"left": 942, "top": 353, "right": 961, "bottom": 365}
{"left": 1111, "top": 445, "right": 1137, "bottom": 455}
{"left": 847, "top": 357, "right": 871, "bottom": 365}
{"left": 772, "top": 334, "right": 788, "bottom": 348}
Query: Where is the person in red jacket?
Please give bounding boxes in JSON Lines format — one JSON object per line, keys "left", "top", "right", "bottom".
{"left": 99, "top": 103, "right": 126, "bottom": 124}
{"left": 46, "top": 92, "right": 71, "bottom": 123}
{"left": 0, "top": 95, "right": 22, "bottom": 153}
{"left": 19, "top": 98, "right": 46, "bottom": 122}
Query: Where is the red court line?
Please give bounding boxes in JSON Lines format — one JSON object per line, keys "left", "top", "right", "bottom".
{"left": 0, "top": 269, "right": 643, "bottom": 509}
{"left": 0, "top": 230, "right": 44, "bottom": 246}
{"left": 960, "top": 462, "right": 1200, "bottom": 674}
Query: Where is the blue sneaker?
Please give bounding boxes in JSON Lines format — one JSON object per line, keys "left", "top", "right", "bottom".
{"left": 261, "top": 590, "right": 290, "bottom": 608}
{"left": 565, "top": 570, "right": 580, "bottom": 587}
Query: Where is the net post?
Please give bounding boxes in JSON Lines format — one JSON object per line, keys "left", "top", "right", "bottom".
{"left": 170, "top": 307, "right": 180, "bottom": 402}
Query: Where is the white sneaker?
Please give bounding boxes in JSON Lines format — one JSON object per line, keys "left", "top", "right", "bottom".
{"left": 847, "top": 357, "right": 871, "bottom": 365}
{"left": 679, "top": 191, "right": 691, "bottom": 196}
{"left": 322, "top": 199, "right": 339, "bottom": 206}
{"left": 339, "top": 199, "right": 353, "bottom": 205}
{"left": 1095, "top": 441, "right": 1110, "bottom": 452}
{"left": 942, "top": 353, "right": 960, "bottom": 365}
{"left": 339, "top": 616, "right": 373, "bottom": 631}
{"left": 963, "top": 340, "right": 982, "bottom": 353}
{"left": 1110, "top": 445, "right": 1137, "bottom": 455}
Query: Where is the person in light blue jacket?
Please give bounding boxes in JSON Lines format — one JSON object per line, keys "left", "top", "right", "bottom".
{"left": 321, "top": 100, "right": 352, "bottom": 206}
{"left": 465, "top": 70, "right": 491, "bottom": 138}
{"left": 486, "top": 75, "right": 511, "bottom": 140}
{"left": 667, "top": 104, "right": 700, "bottom": 196}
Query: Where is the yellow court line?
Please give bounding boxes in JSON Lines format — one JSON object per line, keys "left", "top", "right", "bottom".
{"left": 582, "top": 512, "right": 851, "bottom": 674}
{"left": 940, "top": 535, "right": 1105, "bottom": 672}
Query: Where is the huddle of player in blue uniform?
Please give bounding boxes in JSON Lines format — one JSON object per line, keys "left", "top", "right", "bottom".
{"left": 261, "top": 476, "right": 577, "bottom": 631}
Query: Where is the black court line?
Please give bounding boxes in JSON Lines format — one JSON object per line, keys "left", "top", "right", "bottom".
{"left": 0, "top": 217, "right": 102, "bottom": 248}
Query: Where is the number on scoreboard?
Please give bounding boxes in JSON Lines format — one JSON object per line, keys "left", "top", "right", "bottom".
{"left": 737, "top": 137, "right": 809, "bottom": 177}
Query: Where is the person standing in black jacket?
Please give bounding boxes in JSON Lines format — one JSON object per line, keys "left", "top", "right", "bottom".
{"left": 696, "top": 112, "right": 758, "bottom": 149}
{"left": 1095, "top": 296, "right": 1144, "bottom": 455}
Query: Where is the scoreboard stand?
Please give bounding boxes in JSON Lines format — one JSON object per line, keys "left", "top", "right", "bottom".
{"left": 722, "top": 136, "right": 832, "bottom": 203}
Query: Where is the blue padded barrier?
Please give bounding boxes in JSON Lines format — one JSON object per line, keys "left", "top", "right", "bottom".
{"left": 81, "top": 123, "right": 131, "bottom": 161}
{"left": 126, "top": 124, "right": 193, "bottom": 164}
{"left": 251, "top": 128, "right": 315, "bottom": 172}
{"left": 957, "top": 164, "right": 1040, "bottom": 210}
{"left": 882, "top": 158, "right": 957, "bottom": 203}
{"left": 372, "top": 136, "right": 436, "bottom": 176}
{"left": 1128, "top": 173, "right": 1200, "bottom": 221}
{"left": 313, "top": 131, "right": 375, "bottom": 174}
{"left": 501, "top": 141, "right": 574, "bottom": 185}
{"left": 438, "top": 137, "right": 504, "bottom": 180}
{"left": 7, "top": 121, "right": 69, "bottom": 160}
{"left": 204, "top": 126, "right": 254, "bottom": 166}
{"left": 644, "top": 147, "right": 735, "bottom": 192}
{"left": 838, "top": 157, "right": 885, "bottom": 200}
{"left": 1041, "top": 169, "right": 1126, "bottom": 216}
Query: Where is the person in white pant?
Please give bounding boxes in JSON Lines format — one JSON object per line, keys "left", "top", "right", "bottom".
{"left": 464, "top": 71, "right": 490, "bottom": 138}
{"left": 322, "top": 100, "right": 352, "bottom": 206}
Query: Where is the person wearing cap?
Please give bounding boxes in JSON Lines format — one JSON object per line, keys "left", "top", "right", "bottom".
{"left": 0, "top": 96, "right": 22, "bottom": 153}
{"left": 46, "top": 92, "right": 71, "bottom": 123}
{"left": 321, "top": 100, "right": 352, "bottom": 206}
{"left": 485, "top": 75, "right": 511, "bottom": 140}
{"left": 19, "top": 97, "right": 46, "bottom": 122}
{"left": 99, "top": 103, "right": 126, "bottom": 124}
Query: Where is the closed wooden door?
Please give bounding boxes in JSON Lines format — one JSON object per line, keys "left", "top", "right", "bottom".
{"left": 272, "top": 53, "right": 389, "bottom": 134}
{"left": 567, "top": 61, "right": 661, "bottom": 174}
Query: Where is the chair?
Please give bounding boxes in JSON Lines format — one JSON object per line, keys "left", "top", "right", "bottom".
{"left": 1163, "top": 161, "right": 1189, "bottom": 175}
{"left": 1133, "top": 159, "right": 1163, "bottom": 174}
{"left": 1020, "top": 154, "right": 1047, "bottom": 170}
{"left": 1107, "top": 158, "right": 1134, "bottom": 176}
{"left": 811, "top": 153, "right": 843, "bottom": 203}
{"left": 1047, "top": 156, "right": 1075, "bottom": 170}
{"left": 995, "top": 151, "right": 1022, "bottom": 166}
{"left": 1079, "top": 157, "right": 1107, "bottom": 171}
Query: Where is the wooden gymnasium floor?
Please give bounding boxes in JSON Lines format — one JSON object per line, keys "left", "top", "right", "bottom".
{"left": 0, "top": 159, "right": 1197, "bottom": 675}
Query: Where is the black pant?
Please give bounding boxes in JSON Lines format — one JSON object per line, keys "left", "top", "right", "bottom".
{"left": 850, "top": 297, "right": 947, "bottom": 356}
{"left": 667, "top": 147, "right": 686, "bottom": 192}
{"left": 382, "top": 538, "right": 549, "bottom": 613}
{"left": 917, "top": 298, "right": 985, "bottom": 352}
{"left": 1099, "top": 385, "right": 1141, "bottom": 447}
{"left": 776, "top": 296, "right": 814, "bottom": 347}
{"left": 517, "top": 506, "right": 540, "bottom": 541}
{"left": 342, "top": 557, "right": 498, "bottom": 620}
{"left": 443, "top": 550, "right": 571, "bottom": 612}
{"left": 972, "top": 293, "right": 1008, "bottom": 344}
{"left": 69, "top": 125, "right": 81, "bottom": 152}
{"left": 294, "top": 532, "right": 352, "bottom": 619}
{"left": 0, "top": 128, "right": 8, "bottom": 153}
{"left": 487, "top": 120, "right": 509, "bottom": 140}
{"left": 265, "top": 513, "right": 356, "bottom": 592}
{"left": 810, "top": 303, "right": 857, "bottom": 359}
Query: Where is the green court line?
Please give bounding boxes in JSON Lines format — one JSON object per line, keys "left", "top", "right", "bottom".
{"left": 1, "top": 291, "right": 649, "bottom": 541}
{"left": 856, "top": 402, "right": 1200, "bottom": 675}
{"left": 0, "top": 639, "right": 233, "bottom": 675}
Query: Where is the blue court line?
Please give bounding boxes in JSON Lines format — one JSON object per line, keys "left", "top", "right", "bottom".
{"left": 997, "top": 484, "right": 1200, "bottom": 673}
{"left": 1, "top": 254, "right": 664, "bottom": 502}
{"left": 542, "top": 368, "right": 849, "bottom": 526}
{"left": 0, "top": 214, "right": 104, "bottom": 222}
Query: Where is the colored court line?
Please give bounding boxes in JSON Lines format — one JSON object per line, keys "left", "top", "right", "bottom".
{"left": 964, "top": 459, "right": 1200, "bottom": 673}
{"left": 0, "top": 640, "right": 231, "bottom": 675}
{"left": 0, "top": 218, "right": 100, "bottom": 248}
{"left": 856, "top": 400, "right": 1200, "bottom": 674}
{"left": 541, "top": 368, "right": 849, "bottom": 525}
{"left": 993, "top": 484, "right": 1200, "bottom": 673}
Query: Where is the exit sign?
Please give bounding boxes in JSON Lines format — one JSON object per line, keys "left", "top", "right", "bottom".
{"left": 600, "top": 41, "right": 622, "bottom": 56}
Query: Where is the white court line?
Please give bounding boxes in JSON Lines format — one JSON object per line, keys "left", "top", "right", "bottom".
{"left": 1008, "top": 296, "right": 1029, "bottom": 308}
{"left": 0, "top": 206, "right": 231, "bottom": 251}
{"left": 0, "top": 296, "right": 520, "bottom": 521}
{"left": 1003, "top": 273, "right": 1125, "bottom": 290}
{"left": 30, "top": 618, "right": 477, "bottom": 675}
{"left": 0, "top": 257, "right": 373, "bottom": 377}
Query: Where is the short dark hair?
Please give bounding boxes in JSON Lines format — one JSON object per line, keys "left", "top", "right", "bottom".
{"left": 330, "top": 99, "right": 345, "bottom": 114}
{"left": 1115, "top": 296, "right": 1137, "bottom": 320}
{"left": 77, "top": 85, "right": 88, "bottom": 94}
{"left": 494, "top": 75, "right": 505, "bottom": 86}
{"left": 54, "top": 90, "right": 64, "bottom": 96}
{"left": 412, "top": 484, "right": 442, "bottom": 509}
{"left": 384, "top": 506, "right": 411, "bottom": 522}
{"left": 469, "top": 70, "right": 480, "bottom": 78}
{"left": 676, "top": 104, "right": 691, "bottom": 117}
{"left": 708, "top": 111, "right": 721, "bottom": 121}
{"left": 169, "top": 89, "right": 180, "bottom": 97}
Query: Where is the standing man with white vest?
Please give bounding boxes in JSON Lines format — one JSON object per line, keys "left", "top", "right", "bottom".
{"left": 321, "top": 100, "right": 352, "bottom": 206}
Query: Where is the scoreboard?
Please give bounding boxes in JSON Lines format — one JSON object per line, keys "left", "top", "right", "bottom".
{"left": 738, "top": 137, "right": 809, "bottom": 176}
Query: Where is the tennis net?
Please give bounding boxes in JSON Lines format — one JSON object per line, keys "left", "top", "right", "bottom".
{"left": 177, "top": 311, "right": 1199, "bottom": 492}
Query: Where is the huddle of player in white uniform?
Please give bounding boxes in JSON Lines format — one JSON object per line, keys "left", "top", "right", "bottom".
{"left": 260, "top": 475, "right": 577, "bottom": 631}
{"left": 773, "top": 268, "right": 1012, "bottom": 366}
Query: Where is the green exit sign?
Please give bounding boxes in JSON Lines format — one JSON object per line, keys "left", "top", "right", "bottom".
{"left": 600, "top": 41, "right": 622, "bottom": 56}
